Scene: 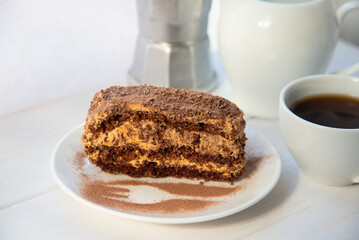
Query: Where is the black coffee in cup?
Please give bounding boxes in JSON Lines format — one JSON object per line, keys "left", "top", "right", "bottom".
{"left": 291, "top": 94, "right": 359, "bottom": 129}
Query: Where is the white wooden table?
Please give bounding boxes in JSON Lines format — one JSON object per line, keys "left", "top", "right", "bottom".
{"left": 1, "top": 40, "right": 359, "bottom": 240}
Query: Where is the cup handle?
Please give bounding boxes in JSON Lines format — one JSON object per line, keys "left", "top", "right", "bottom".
{"left": 336, "top": 1, "right": 359, "bottom": 26}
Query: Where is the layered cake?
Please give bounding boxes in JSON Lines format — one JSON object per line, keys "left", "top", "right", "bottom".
{"left": 81, "top": 85, "right": 246, "bottom": 182}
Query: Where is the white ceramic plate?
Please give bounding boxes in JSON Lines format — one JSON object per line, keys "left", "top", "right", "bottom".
{"left": 51, "top": 125, "right": 281, "bottom": 224}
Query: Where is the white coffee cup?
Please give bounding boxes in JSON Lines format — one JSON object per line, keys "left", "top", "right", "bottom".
{"left": 279, "top": 74, "right": 359, "bottom": 186}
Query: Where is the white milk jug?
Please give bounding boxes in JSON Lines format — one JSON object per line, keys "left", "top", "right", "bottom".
{"left": 219, "top": 0, "right": 359, "bottom": 118}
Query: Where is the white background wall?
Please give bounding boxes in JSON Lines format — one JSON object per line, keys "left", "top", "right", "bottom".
{"left": 0, "top": 0, "right": 221, "bottom": 116}
{"left": 0, "top": 0, "right": 357, "bottom": 116}
{"left": 0, "top": 0, "right": 138, "bottom": 115}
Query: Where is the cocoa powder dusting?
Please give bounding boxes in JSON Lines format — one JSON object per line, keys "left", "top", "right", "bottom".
{"left": 72, "top": 150, "right": 269, "bottom": 214}
{"left": 82, "top": 180, "right": 129, "bottom": 200}
{"left": 82, "top": 181, "right": 218, "bottom": 214}
{"left": 74, "top": 151, "right": 86, "bottom": 171}
{"left": 245, "top": 156, "right": 264, "bottom": 179}
{"left": 106, "top": 180, "right": 240, "bottom": 198}
{"left": 87, "top": 85, "right": 243, "bottom": 121}
{"left": 86, "top": 193, "right": 217, "bottom": 214}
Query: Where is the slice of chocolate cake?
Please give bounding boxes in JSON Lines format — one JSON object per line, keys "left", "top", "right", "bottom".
{"left": 81, "top": 85, "right": 246, "bottom": 182}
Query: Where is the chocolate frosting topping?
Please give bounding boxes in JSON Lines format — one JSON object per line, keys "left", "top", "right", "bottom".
{"left": 88, "top": 85, "right": 243, "bottom": 120}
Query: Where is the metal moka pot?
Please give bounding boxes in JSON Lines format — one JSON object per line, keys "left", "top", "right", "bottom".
{"left": 128, "top": 0, "right": 217, "bottom": 92}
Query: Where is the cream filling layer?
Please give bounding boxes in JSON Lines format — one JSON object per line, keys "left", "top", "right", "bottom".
{"left": 87, "top": 151, "right": 245, "bottom": 177}
{"left": 89, "top": 103, "right": 244, "bottom": 138}
{"left": 128, "top": 157, "right": 245, "bottom": 177}
{"left": 84, "top": 120, "right": 243, "bottom": 158}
